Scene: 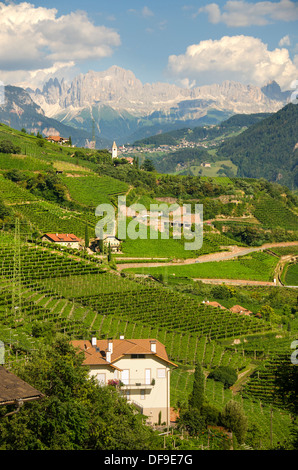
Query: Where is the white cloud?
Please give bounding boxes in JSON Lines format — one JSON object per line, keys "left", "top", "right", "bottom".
{"left": 197, "top": 0, "right": 298, "bottom": 27}
{"left": 128, "top": 6, "right": 154, "bottom": 18}
{"left": 0, "top": 2, "right": 120, "bottom": 85}
{"left": 167, "top": 35, "right": 298, "bottom": 89}
{"left": 279, "top": 35, "right": 291, "bottom": 47}
{"left": 142, "top": 6, "right": 154, "bottom": 18}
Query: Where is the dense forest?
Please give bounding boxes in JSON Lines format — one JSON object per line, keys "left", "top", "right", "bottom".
{"left": 217, "top": 104, "right": 298, "bottom": 190}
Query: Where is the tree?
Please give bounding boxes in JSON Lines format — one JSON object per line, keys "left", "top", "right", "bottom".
{"left": 107, "top": 243, "right": 112, "bottom": 262}
{"left": 177, "top": 408, "right": 205, "bottom": 436}
{"left": 0, "top": 336, "right": 160, "bottom": 450}
{"left": 141, "top": 158, "right": 155, "bottom": 172}
{"left": 85, "top": 223, "right": 89, "bottom": 249}
{"left": 176, "top": 363, "right": 207, "bottom": 436}
{"left": 0, "top": 199, "right": 12, "bottom": 222}
{"left": 257, "top": 304, "right": 280, "bottom": 324}
{"left": 0, "top": 139, "right": 20, "bottom": 154}
{"left": 208, "top": 366, "right": 238, "bottom": 389}
{"left": 220, "top": 400, "right": 248, "bottom": 444}
{"left": 189, "top": 363, "right": 205, "bottom": 411}
{"left": 98, "top": 238, "right": 104, "bottom": 253}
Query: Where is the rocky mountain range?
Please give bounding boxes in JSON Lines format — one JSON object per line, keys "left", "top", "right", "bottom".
{"left": 0, "top": 66, "right": 291, "bottom": 148}
{"left": 26, "top": 66, "right": 290, "bottom": 145}
{"left": 0, "top": 85, "right": 110, "bottom": 148}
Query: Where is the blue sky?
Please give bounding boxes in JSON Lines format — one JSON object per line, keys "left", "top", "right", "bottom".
{"left": 0, "top": 0, "right": 297, "bottom": 89}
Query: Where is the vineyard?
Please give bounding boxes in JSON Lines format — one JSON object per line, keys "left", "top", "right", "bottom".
{"left": 124, "top": 251, "right": 279, "bottom": 282}
{"left": 0, "top": 227, "right": 293, "bottom": 448}
{"left": 11, "top": 200, "right": 97, "bottom": 238}
{"left": 61, "top": 175, "right": 129, "bottom": 208}
{"left": 0, "top": 174, "right": 40, "bottom": 204}
{"left": 0, "top": 123, "right": 298, "bottom": 449}
{"left": 254, "top": 196, "right": 298, "bottom": 231}
{"left": 118, "top": 230, "right": 245, "bottom": 260}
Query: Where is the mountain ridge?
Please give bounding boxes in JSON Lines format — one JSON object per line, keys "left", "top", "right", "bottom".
{"left": 26, "top": 66, "right": 291, "bottom": 145}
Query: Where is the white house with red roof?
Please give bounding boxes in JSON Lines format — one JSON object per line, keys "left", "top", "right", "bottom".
{"left": 71, "top": 337, "right": 177, "bottom": 426}
{"left": 41, "top": 233, "right": 81, "bottom": 249}
{"left": 46, "top": 135, "right": 69, "bottom": 144}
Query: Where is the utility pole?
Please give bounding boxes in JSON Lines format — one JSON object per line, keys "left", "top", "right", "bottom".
{"left": 270, "top": 405, "right": 273, "bottom": 447}
{"left": 11, "top": 217, "right": 22, "bottom": 320}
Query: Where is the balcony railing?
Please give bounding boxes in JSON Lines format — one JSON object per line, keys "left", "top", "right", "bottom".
{"left": 120, "top": 380, "right": 154, "bottom": 389}
{"left": 107, "top": 378, "right": 155, "bottom": 389}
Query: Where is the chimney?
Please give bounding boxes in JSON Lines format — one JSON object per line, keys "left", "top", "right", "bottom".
{"left": 150, "top": 340, "right": 156, "bottom": 353}
{"left": 106, "top": 351, "right": 111, "bottom": 363}
{"left": 108, "top": 339, "right": 113, "bottom": 353}
{"left": 91, "top": 337, "right": 97, "bottom": 347}
{"left": 120, "top": 335, "right": 124, "bottom": 340}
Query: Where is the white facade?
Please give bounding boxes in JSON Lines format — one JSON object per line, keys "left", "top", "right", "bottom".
{"left": 72, "top": 338, "right": 177, "bottom": 426}
{"left": 41, "top": 233, "right": 80, "bottom": 249}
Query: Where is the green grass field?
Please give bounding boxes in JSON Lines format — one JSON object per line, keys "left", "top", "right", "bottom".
{"left": 284, "top": 263, "right": 298, "bottom": 286}
{"left": 124, "top": 251, "right": 278, "bottom": 282}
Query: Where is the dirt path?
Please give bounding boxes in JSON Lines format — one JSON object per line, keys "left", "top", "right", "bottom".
{"left": 192, "top": 278, "right": 276, "bottom": 286}
{"left": 116, "top": 241, "right": 298, "bottom": 271}
{"left": 231, "top": 364, "right": 257, "bottom": 395}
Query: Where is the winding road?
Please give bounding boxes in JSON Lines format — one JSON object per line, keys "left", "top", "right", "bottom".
{"left": 116, "top": 241, "right": 298, "bottom": 287}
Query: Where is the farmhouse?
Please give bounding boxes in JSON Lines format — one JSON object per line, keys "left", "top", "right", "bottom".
{"left": 46, "top": 135, "right": 69, "bottom": 144}
{"left": 103, "top": 235, "right": 121, "bottom": 252}
{"left": 71, "top": 337, "right": 177, "bottom": 426}
{"left": 42, "top": 233, "right": 81, "bottom": 249}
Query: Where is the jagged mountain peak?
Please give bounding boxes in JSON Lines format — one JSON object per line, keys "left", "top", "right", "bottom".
{"left": 24, "top": 66, "right": 290, "bottom": 145}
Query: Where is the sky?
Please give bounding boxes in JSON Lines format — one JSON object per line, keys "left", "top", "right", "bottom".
{"left": 0, "top": 0, "right": 298, "bottom": 90}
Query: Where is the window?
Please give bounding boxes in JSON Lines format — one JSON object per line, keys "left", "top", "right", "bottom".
{"left": 131, "top": 354, "right": 145, "bottom": 358}
{"left": 157, "top": 368, "right": 166, "bottom": 378}
{"left": 140, "top": 389, "right": 145, "bottom": 400}
{"left": 96, "top": 373, "right": 106, "bottom": 386}
{"left": 121, "top": 369, "right": 129, "bottom": 385}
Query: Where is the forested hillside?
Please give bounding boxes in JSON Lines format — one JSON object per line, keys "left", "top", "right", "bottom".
{"left": 217, "top": 104, "right": 298, "bottom": 190}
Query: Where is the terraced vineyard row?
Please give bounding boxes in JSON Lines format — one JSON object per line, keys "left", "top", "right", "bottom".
{"left": 12, "top": 201, "right": 97, "bottom": 238}
{"left": 254, "top": 196, "right": 298, "bottom": 231}
{"left": 61, "top": 175, "right": 129, "bottom": 208}
{"left": 0, "top": 279, "right": 252, "bottom": 371}
{"left": 0, "top": 174, "right": 39, "bottom": 203}
{"left": 0, "top": 244, "right": 103, "bottom": 282}
{"left": 73, "top": 284, "right": 272, "bottom": 340}
{"left": 241, "top": 352, "right": 293, "bottom": 407}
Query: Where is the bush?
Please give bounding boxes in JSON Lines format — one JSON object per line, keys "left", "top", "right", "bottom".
{"left": 208, "top": 366, "right": 238, "bottom": 389}
{"left": 0, "top": 139, "right": 21, "bottom": 154}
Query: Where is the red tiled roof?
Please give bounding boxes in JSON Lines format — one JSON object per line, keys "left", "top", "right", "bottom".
{"left": 46, "top": 135, "right": 64, "bottom": 141}
{"left": 43, "top": 233, "right": 80, "bottom": 242}
{"left": 230, "top": 305, "right": 252, "bottom": 315}
{"left": 205, "top": 301, "right": 226, "bottom": 309}
{"left": 71, "top": 338, "right": 177, "bottom": 368}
